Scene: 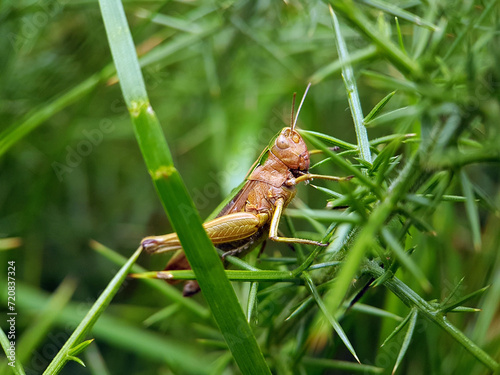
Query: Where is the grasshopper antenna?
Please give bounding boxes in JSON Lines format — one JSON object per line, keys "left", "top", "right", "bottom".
{"left": 290, "top": 92, "right": 297, "bottom": 129}
{"left": 292, "top": 82, "right": 312, "bottom": 131}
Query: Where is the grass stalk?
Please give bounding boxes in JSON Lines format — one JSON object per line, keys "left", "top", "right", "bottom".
{"left": 43, "top": 247, "right": 142, "bottom": 374}
{"left": 97, "top": 0, "right": 271, "bottom": 373}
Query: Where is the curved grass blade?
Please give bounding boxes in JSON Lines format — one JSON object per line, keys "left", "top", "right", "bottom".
{"left": 392, "top": 308, "right": 418, "bottom": 375}
{"left": 441, "top": 277, "right": 465, "bottom": 306}
{"left": 303, "top": 273, "right": 360, "bottom": 363}
{"left": 43, "top": 246, "right": 142, "bottom": 374}
{"left": 381, "top": 228, "right": 432, "bottom": 292}
{"left": 364, "top": 91, "right": 396, "bottom": 123}
{"left": 90, "top": 240, "right": 209, "bottom": 319}
{"left": 2, "top": 282, "right": 212, "bottom": 374}
{"left": 380, "top": 309, "right": 413, "bottom": 347}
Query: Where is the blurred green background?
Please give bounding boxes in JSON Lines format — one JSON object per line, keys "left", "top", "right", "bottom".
{"left": 1, "top": 0, "right": 499, "bottom": 374}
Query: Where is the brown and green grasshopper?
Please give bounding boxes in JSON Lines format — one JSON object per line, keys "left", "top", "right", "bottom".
{"left": 141, "top": 85, "right": 350, "bottom": 296}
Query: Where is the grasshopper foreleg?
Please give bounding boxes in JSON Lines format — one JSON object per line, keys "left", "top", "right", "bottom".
{"left": 293, "top": 173, "right": 353, "bottom": 185}
{"left": 269, "top": 198, "right": 327, "bottom": 247}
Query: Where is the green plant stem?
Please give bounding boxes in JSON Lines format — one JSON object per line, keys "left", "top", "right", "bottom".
{"left": 136, "top": 269, "right": 301, "bottom": 283}
{"left": 364, "top": 261, "right": 499, "bottom": 371}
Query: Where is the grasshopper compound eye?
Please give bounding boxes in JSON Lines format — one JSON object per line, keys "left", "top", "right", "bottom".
{"left": 276, "top": 134, "right": 290, "bottom": 149}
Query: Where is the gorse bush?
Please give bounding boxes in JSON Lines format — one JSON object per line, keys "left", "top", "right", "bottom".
{"left": 0, "top": 0, "right": 499, "bottom": 374}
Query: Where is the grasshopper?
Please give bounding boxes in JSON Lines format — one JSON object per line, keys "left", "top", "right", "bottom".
{"left": 141, "top": 84, "right": 350, "bottom": 296}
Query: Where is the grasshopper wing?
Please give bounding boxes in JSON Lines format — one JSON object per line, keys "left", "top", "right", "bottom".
{"left": 141, "top": 211, "right": 268, "bottom": 254}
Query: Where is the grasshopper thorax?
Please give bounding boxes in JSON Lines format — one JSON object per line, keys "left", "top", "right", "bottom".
{"left": 270, "top": 127, "right": 310, "bottom": 175}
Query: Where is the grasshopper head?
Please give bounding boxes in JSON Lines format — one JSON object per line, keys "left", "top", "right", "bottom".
{"left": 271, "top": 127, "right": 310, "bottom": 174}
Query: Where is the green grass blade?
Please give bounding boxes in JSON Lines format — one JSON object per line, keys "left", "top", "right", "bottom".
{"left": 380, "top": 309, "right": 413, "bottom": 347}
{"left": 460, "top": 170, "right": 482, "bottom": 251}
{"left": 246, "top": 282, "right": 259, "bottom": 322}
{"left": 97, "top": 1, "right": 271, "bottom": 373}
{"left": 449, "top": 307, "right": 482, "bottom": 313}
{"left": 329, "top": 0, "right": 421, "bottom": 77}
{"left": 43, "top": 246, "right": 143, "bottom": 374}
{"left": 15, "top": 284, "right": 211, "bottom": 374}
{"left": 472, "top": 249, "right": 500, "bottom": 346}
{"left": 309, "top": 45, "right": 378, "bottom": 84}
{"left": 301, "top": 130, "right": 357, "bottom": 150}
{"left": 381, "top": 228, "right": 431, "bottom": 292}
{"left": 302, "top": 357, "right": 383, "bottom": 373}
{"left": 358, "top": 0, "right": 438, "bottom": 30}
{"left": 350, "top": 303, "right": 403, "bottom": 321}
{"left": 394, "top": 18, "right": 407, "bottom": 55}
{"left": 84, "top": 344, "right": 111, "bottom": 375}
{"left": 285, "top": 209, "right": 361, "bottom": 224}
{"left": 365, "top": 106, "right": 422, "bottom": 128}
{"left": 302, "top": 132, "right": 381, "bottom": 195}
{"left": 0, "top": 327, "right": 26, "bottom": 375}
{"left": 441, "top": 277, "right": 465, "bottom": 306}
{"left": 304, "top": 273, "right": 360, "bottom": 363}
{"left": 364, "top": 91, "right": 396, "bottom": 123}
{"left": 440, "top": 285, "right": 490, "bottom": 314}
{"left": 329, "top": 6, "right": 372, "bottom": 164}
{"left": 0, "top": 72, "right": 105, "bottom": 158}
{"left": 370, "top": 133, "right": 417, "bottom": 147}
{"left": 139, "top": 269, "right": 299, "bottom": 283}
{"left": 90, "top": 240, "right": 209, "bottom": 319}
{"left": 392, "top": 308, "right": 418, "bottom": 375}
